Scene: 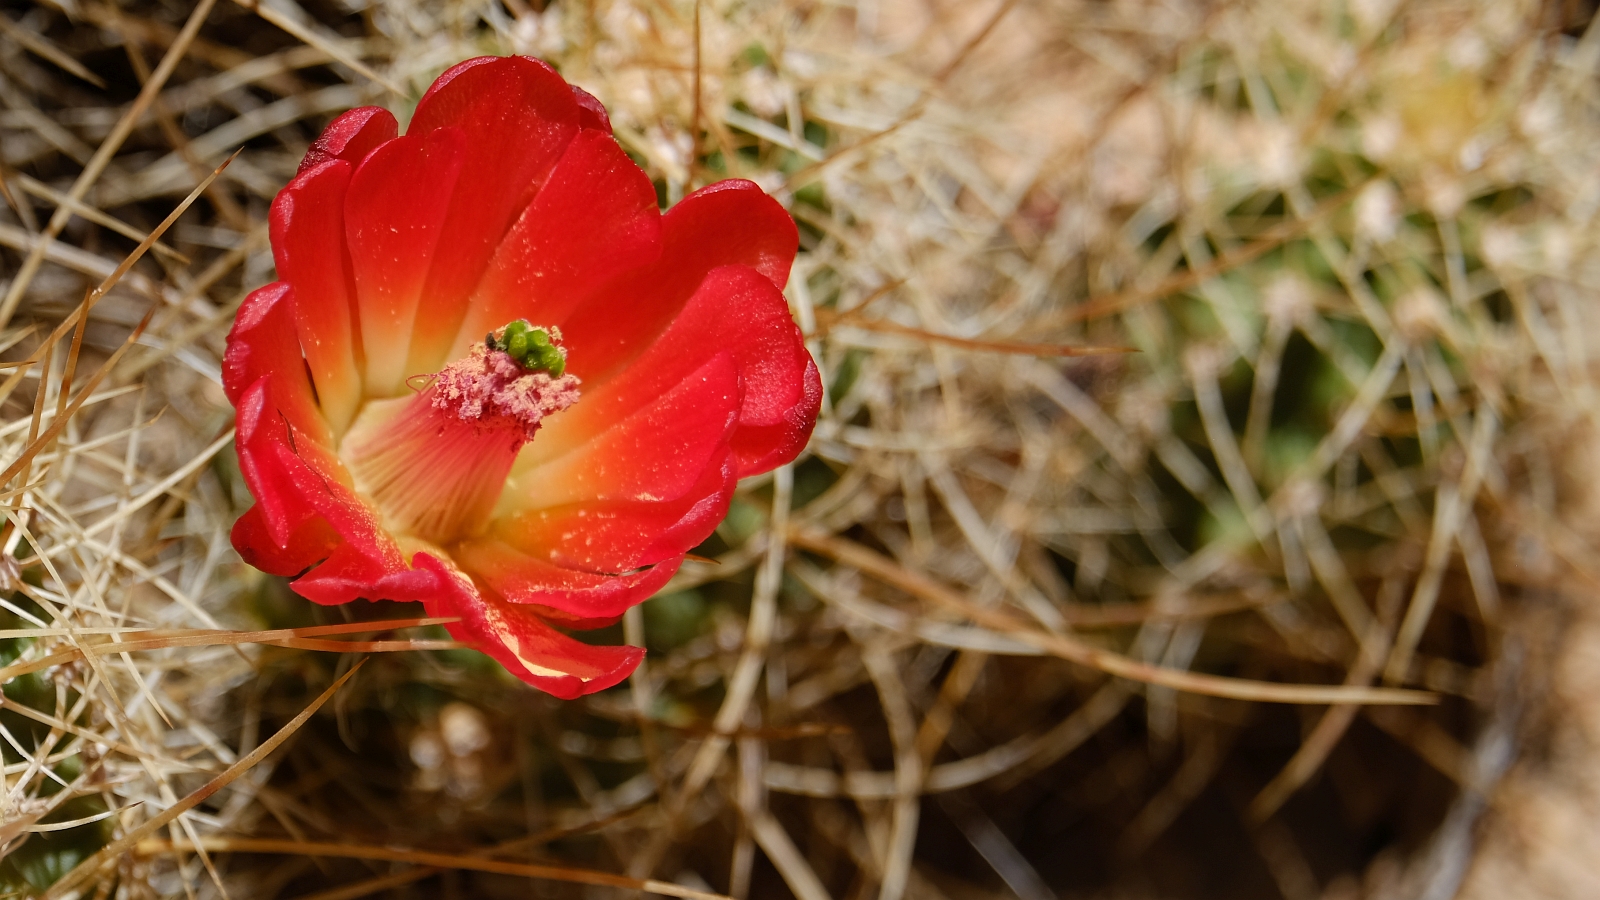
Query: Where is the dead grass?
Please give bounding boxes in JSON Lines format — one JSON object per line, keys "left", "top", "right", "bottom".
{"left": 2, "top": 0, "right": 1599, "bottom": 897}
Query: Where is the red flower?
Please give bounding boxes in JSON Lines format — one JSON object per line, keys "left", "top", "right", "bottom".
{"left": 224, "top": 56, "right": 821, "bottom": 698}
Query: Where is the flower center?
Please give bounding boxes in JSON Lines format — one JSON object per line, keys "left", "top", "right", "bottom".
{"left": 341, "top": 323, "right": 578, "bottom": 547}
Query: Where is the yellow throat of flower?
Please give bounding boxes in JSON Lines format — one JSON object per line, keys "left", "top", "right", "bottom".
{"left": 341, "top": 323, "right": 579, "bottom": 547}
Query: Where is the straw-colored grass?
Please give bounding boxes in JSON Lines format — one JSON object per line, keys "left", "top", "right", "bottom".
{"left": 2, "top": 0, "right": 1598, "bottom": 897}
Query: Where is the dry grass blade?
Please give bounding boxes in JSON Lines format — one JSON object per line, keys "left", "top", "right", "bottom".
{"left": 74, "top": 148, "right": 240, "bottom": 334}
{"left": 276, "top": 805, "right": 660, "bottom": 900}
{"left": 0, "top": 619, "right": 461, "bottom": 685}
{"left": 0, "top": 616, "right": 456, "bottom": 641}
{"left": 0, "top": 306, "right": 152, "bottom": 492}
{"left": 135, "top": 837, "right": 736, "bottom": 900}
{"left": 10, "top": 173, "right": 189, "bottom": 262}
{"left": 791, "top": 528, "right": 1434, "bottom": 706}
{"left": 19, "top": 807, "right": 127, "bottom": 834}
{"left": 0, "top": 0, "right": 220, "bottom": 328}
{"left": 43, "top": 662, "right": 367, "bottom": 899}
{"left": 1051, "top": 179, "right": 1371, "bottom": 327}
{"left": 230, "top": 0, "right": 403, "bottom": 94}
{"left": 0, "top": 12, "right": 107, "bottom": 88}
{"left": 0, "top": 166, "right": 23, "bottom": 220}
{"left": 0, "top": 144, "right": 236, "bottom": 430}
{"left": 747, "top": 811, "right": 834, "bottom": 900}
{"left": 0, "top": 648, "right": 78, "bottom": 686}
{"left": 1383, "top": 408, "right": 1499, "bottom": 684}
{"left": 779, "top": 0, "right": 1018, "bottom": 193}
{"left": 1247, "top": 577, "right": 1405, "bottom": 822}
{"left": 289, "top": 868, "right": 434, "bottom": 900}
{"left": 817, "top": 310, "right": 1135, "bottom": 358}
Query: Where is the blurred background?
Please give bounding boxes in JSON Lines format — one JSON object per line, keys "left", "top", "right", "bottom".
{"left": 3, "top": 0, "right": 1600, "bottom": 897}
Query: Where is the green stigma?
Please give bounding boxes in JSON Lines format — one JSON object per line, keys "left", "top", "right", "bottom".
{"left": 487, "top": 320, "right": 566, "bottom": 378}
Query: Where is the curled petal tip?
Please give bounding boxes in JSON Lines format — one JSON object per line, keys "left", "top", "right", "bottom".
{"left": 416, "top": 554, "right": 645, "bottom": 697}
{"left": 299, "top": 106, "right": 398, "bottom": 173}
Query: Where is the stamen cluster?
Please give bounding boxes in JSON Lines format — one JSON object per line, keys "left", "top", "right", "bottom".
{"left": 433, "top": 333, "right": 579, "bottom": 442}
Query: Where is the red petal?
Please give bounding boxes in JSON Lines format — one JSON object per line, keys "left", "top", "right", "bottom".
{"left": 508, "top": 352, "right": 741, "bottom": 509}
{"left": 271, "top": 160, "right": 363, "bottom": 434}
{"left": 264, "top": 436, "right": 431, "bottom": 606}
{"left": 415, "top": 554, "right": 643, "bottom": 698}
{"left": 231, "top": 338, "right": 382, "bottom": 592}
{"left": 232, "top": 504, "right": 338, "bottom": 578}
{"left": 291, "top": 540, "right": 439, "bottom": 606}
{"left": 452, "top": 129, "right": 661, "bottom": 356}
{"left": 345, "top": 128, "right": 466, "bottom": 394}
{"left": 493, "top": 453, "right": 736, "bottom": 573}
{"left": 733, "top": 354, "right": 822, "bottom": 476}
{"left": 669, "top": 179, "right": 800, "bottom": 289}
{"left": 539, "top": 265, "right": 818, "bottom": 477}
{"left": 225, "top": 288, "right": 421, "bottom": 606}
{"left": 559, "top": 179, "right": 798, "bottom": 383}
{"left": 455, "top": 537, "right": 681, "bottom": 621}
{"left": 299, "top": 106, "right": 398, "bottom": 173}
{"left": 234, "top": 398, "right": 441, "bottom": 608}
{"left": 225, "top": 283, "right": 330, "bottom": 448}
{"left": 232, "top": 379, "right": 321, "bottom": 548}
{"left": 571, "top": 85, "right": 612, "bottom": 132}
{"left": 415, "top": 56, "right": 502, "bottom": 105}
{"left": 223, "top": 283, "right": 290, "bottom": 404}
{"left": 404, "top": 56, "right": 582, "bottom": 374}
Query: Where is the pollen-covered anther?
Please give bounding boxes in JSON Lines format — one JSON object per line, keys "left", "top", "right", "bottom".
{"left": 343, "top": 326, "right": 580, "bottom": 547}
{"left": 431, "top": 343, "right": 580, "bottom": 441}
